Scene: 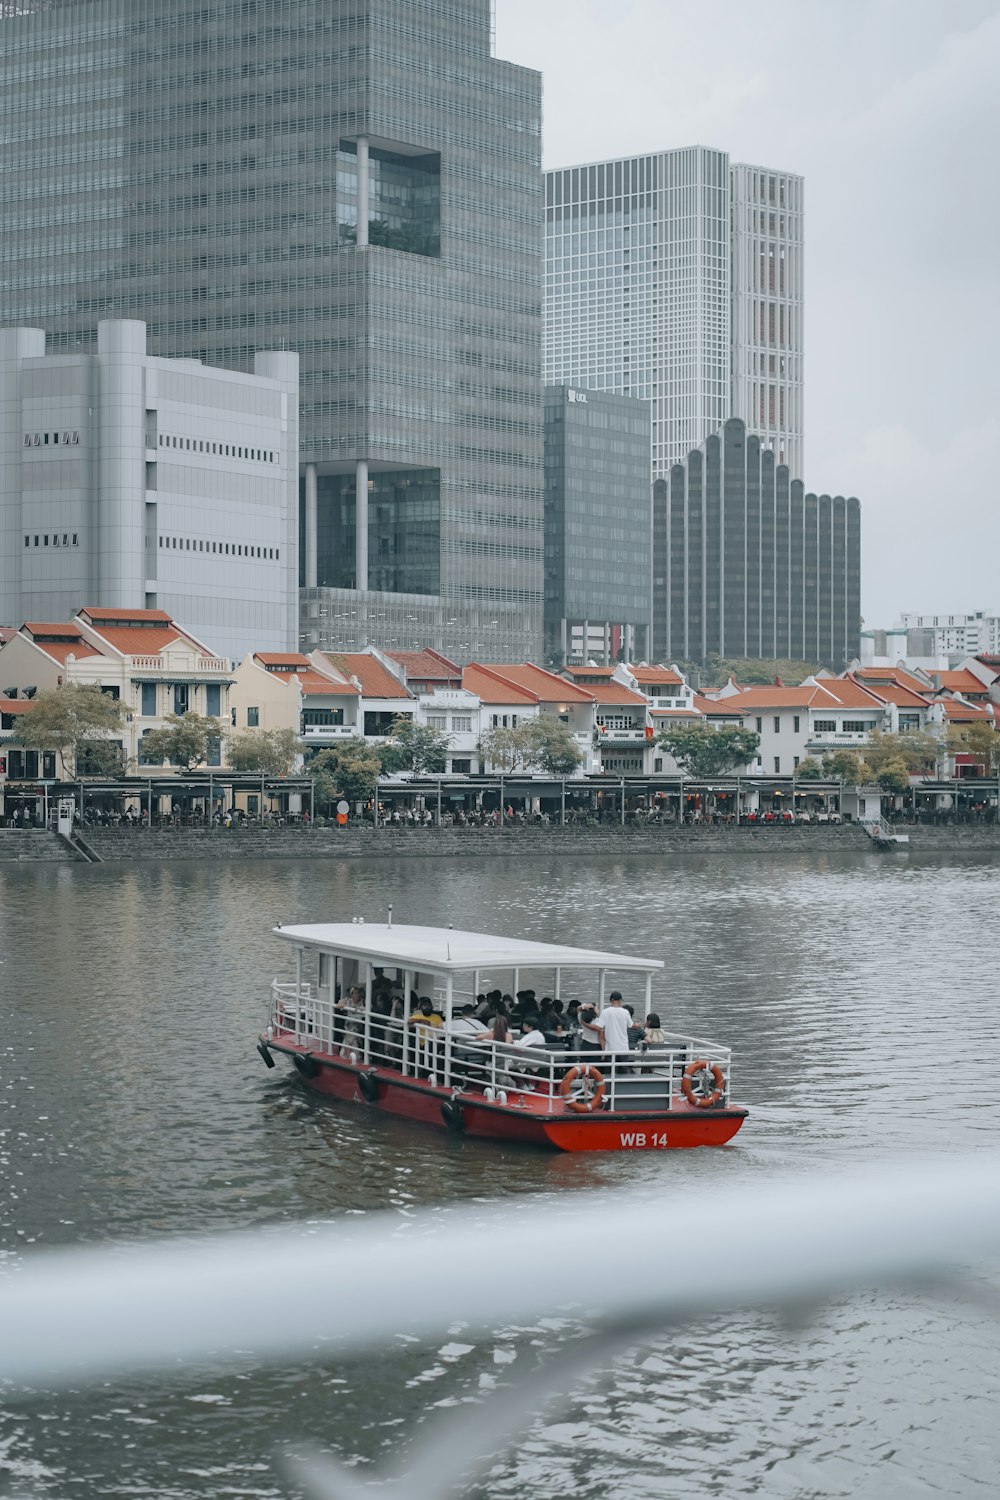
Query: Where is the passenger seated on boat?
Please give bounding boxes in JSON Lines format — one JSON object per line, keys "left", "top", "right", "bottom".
{"left": 406, "top": 997, "right": 443, "bottom": 1072}
{"left": 472, "top": 1011, "right": 511, "bottom": 1045}
{"left": 446, "top": 1004, "right": 488, "bottom": 1038}
{"left": 513, "top": 1019, "right": 546, "bottom": 1050}
{"left": 638, "top": 1013, "right": 669, "bottom": 1072}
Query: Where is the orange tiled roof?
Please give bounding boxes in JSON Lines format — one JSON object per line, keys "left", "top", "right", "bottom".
{"left": 718, "top": 684, "right": 833, "bottom": 710}
{"left": 929, "top": 669, "right": 989, "bottom": 696}
{"left": 855, "top": 665, "right": 929, "bottom": 694}
{"left": 85, "top": 624, "right": 190, "bottom": 656}
{"left": 818, "top": 676, "right": 888, "bottom": 708}
{"left": 21, "top": 622, "right": 106, "bottom": 663}
{"left": 462, "top": 663, "right": 538, "bottom": 705}
{"left": 485, "top": 663, "right": 595, "bottom": 703}
{"left": 589, "top": 682, "right": 649, "bottom": 707}
{"left": 386, "top": 648, "right": 461, "bottom": 681}
{"left": 0, "top": 698, "right": 36, "bottom": 715}
{"left": 695, "top": 694, "right": 744, "bottom": 716}
{"left": 563, "top": 665, "right": 616, "bottom": 679}
{"left": 630, "top": 665, "right": 684, "bottom": 686}
{"left": 254, "top": 652, "right": 310, "bottom": 669}
{"left": 942, "top": 698, "right": 993, "bottom": 721}
{"left": 320, "top": 652, "right": 412, "bottom": 700}
{"left": 81, "top": 606, "right": 173, "bottom": 622}
{"left": 300, "top": 668, "right": 358, "bottom": 698}
{"left": 856, "top": 682, "right": 930, "bottom": 709}
{"left": 0, "top": 627, "right": 17, "bottom": 645}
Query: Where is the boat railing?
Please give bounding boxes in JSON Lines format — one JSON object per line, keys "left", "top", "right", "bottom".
{"left": 267, "top": 984, "right": 733, "bottom": 1112}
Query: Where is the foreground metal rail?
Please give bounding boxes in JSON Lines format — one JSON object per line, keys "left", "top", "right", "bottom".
{"left": 3, "top": 1156, "right": 999, "bottom": 1498}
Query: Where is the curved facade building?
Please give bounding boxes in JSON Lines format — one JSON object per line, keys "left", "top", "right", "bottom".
{"left": 653, "top": 418, "right": 860, "bottom": 668}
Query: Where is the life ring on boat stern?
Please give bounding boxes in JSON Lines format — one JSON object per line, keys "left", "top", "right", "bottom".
{"left": 441, "top": 1098, "right": 465, "bottom": 1133}
{"left": 681, "top": 1059, "right": 725, "bottom": 1109}
{"left": 293, "top": 1052, "right": 320, "bottom": 1081}
{"left": 559, "top": 1064, "right": 606, "bottom": 1114}
{"left": 357, "top": 1070, "right": 379, "bottom": 1103}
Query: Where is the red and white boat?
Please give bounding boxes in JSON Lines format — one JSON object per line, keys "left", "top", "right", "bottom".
{"left": 257, "top": 921, "right": 748, "bottom": 1152}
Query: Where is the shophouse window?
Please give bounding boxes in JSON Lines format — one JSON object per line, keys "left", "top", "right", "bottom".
{"left": 774, "top": 756, "right": 781, "bottom": 772}
{"left": 793, "top": 716, "right": 800, "bottom": 733}
{"left": 205, "top": 684, "right": 221, "bottom": 717}
{"left": 173, "top": 685, "right": 189, "bottom": 714}
{"left": 247, "top": 707, "right": 260, "bottom": 727}
{"left": 141, "top": 683, "right": 157, "bottom": 716}
{"left": 755, "top": 717, "right": 762, "bottom": 732}
{"left": 773, "top": 717, "right": 781, "bottom": 733}
{"left": 813, "top": 719, "right": 836, "bottom": 732}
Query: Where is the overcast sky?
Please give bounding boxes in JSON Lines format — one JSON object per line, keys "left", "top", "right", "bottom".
{"left": 495, "top": 0, "right": 1000, "bottom": 627}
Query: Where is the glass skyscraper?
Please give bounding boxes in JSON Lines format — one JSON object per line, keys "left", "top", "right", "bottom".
{"left": 653, "top": 419, "right": 860, "bottom": 668}
{"left": 0, "top": 0, "right": 544, "bottom": 662}
{"left": 544, "top": 147, "right": 804, "bottom": 479}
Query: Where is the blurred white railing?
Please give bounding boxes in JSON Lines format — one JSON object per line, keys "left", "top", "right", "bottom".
{"left": 2, "top": 1157, "right": 998, "bottom": 1499}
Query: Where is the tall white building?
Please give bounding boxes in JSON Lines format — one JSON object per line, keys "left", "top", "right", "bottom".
{"left": 0, "top": 321, "right": 299, "bottom": 661}
{"left": 544, "top": 147, "right": 804, "bottom": 477}
{"left": 898, "top": 612, "right": 1000, "bottom": 659}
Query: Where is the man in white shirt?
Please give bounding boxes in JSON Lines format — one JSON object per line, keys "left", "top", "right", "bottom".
{"left": 595, "top": 992, "right": 632, "bottom": 1054}
{"left": 446, "top": 1004, "right": 489, "bottom": 1037}
{"left": 514, "top": 1019, "right": 546, "bottom": 1050}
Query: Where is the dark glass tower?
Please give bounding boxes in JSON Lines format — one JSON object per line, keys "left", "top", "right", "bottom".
{"left": 653, "top": 419, "right": 860, "bottom": 668}
{"left": 0, "top": 0, "right": 544, "bottom": 661}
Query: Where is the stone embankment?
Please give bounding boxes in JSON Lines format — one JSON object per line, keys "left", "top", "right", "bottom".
{"left": 2, "top": 820, "right": 998, "bottom": 864}
{"left": 0, "top": 829, "right": 77, "bottom": 862}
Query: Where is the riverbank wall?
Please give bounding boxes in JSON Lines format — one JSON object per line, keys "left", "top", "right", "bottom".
{"left": 3, "top": 821, "right": 1000, "bottom": 864}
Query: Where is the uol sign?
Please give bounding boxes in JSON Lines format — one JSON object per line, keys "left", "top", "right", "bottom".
{"left": 567, "top": 388, "right": 587, "bottom": 404}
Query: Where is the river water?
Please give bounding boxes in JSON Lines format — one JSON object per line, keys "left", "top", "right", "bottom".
{"left": 1, "top": 849, "right": 999, "bottom": 1498}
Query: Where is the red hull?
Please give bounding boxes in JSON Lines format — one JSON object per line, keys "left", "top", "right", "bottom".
{"left": 264, "top": 1039, "right": 748, "bottom": 1152}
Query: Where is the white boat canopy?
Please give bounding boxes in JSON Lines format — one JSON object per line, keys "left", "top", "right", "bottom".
{"left": 274, "top": 923, "right": 663, "bottom": 975}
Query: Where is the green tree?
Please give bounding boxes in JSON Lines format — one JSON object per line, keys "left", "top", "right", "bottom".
{"left": 656, "top": 721, "right": 760, "bottom": 778}
{"left": 139, "top": 712, "right": 222, "bottom": 772}
{"left": 875, "top": 756, "right": 911, "bottom": 794}
{"left": 478, "top": 723, "right": 533, "bottom": 773}
{"left": 821, "top": 749, "right": 870, "bottom": 783}
{"left": 946, "top": 721, "right": 1000, "bottom": 775}
{"left": 524, "top": 716, "right": 583, "bottom": 775}
{"left": 309, "top": 743, "right": 382, "bottom": 808}
{"left": 795, "top": 757, "right": 824, "bottom": 779}
{"left": 10, "top": 683, "right": 127, "bottom": 778}
{"left": 379, "top": 715, "right": 451, "bottom": 775}
{"left": 864, "top": 728, "right": 939, "bottom": 776}
{"left": 226, "top": 727, "right": 302, "bottom": 775}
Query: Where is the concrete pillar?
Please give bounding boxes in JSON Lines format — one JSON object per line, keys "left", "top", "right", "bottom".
{"left": 603, "top": 622, "right": 611, "bottom": 666}
{"left": 97, "top": 319, "right": 147, "bottom": 606}
{"left": 255, "top": 349, "right": 300, "bottom": 650}
{"left": 355, "top": 458, "right": 368, "bottom": 591}
{"left": 304, "top": 462, "right": 318, "bottom": 588}
{"left": 356, "top": 137, "right": 370, "bottom": 249}
{"left": 0, "top": 327, "right": 45, "bottom": 626}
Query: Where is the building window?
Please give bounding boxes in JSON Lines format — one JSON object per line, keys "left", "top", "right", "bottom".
{"left": 206, "top": 684, "right": 221, "bottom": 717}
{"left": 774, "top": 757, "right": 780, "bottom": 773}
{"left": 794, "top": 756, "right": 800, "bottom": 768}
{"left": 173, "top": 685, "right": 189, "bottom": 715}
{"left": 813, "top": 719, "right": 836, "bottom": 733}
{"left": 773, "top": 717, "right": 781, "bottom": 733}
{"left": 793, "top": 716, "right": 800, "bottom": 733}
{"left": 451, "top": 716, "right": 472, "bottom": 733}
{"left": 141, "top": 683, "right": 157, "bottom": 716}
{"left": 755, "top": 717, "right": 762, "bottom": 732}
{"left": 426, "top": 714, "right": 447, "bottom": 729}
{"left": 247, "top": 707, "right": 259, "bottom": 727}
{"left": 842, "top": 720, "right": 873, "bottom": 734}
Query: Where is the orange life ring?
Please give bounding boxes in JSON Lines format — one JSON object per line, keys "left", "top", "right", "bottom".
{"left": 681, "top": 1058, "right": 726, "bottom": 1109}
{"left": 559, "top": 1064, "right": 606, "bottom": 1114}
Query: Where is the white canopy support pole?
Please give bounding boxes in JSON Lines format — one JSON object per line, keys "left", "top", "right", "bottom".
{"left": 443, "top": 975, "right": 454, "bottom": 1087}
{"left": 554, "top": 966, "right": 561, "bottom": 1001}
{"left": 295, "top": 947, "right": 303, "bottom": 1041}
{"left": 363, "top": 962, "right": 372, "bottom": 1063}
{"left": 598, "top": 969, "right": 606, "bottom": 1009}
{"left": 643, "top": 972, "right": 652, "bottom": 1023}
{"left": 327, "top": 953, "right": 337, "bottom": 1050}
{"left": 473, "top": 969, "right": 480, "bottom": 1008}
{"left": 401, "top": 969, "right": 412, "bottom": 1076}
{"left": 512, "top": 968, "right": 519, "bottom": 1005}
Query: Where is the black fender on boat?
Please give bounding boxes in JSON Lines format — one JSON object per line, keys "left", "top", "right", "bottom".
{"left": 357, "top": 1070, "right": 380, "bottom": 1103}
{"left": 440, "top": 1098, "right": 465, "bottom": 1134}
{"left": 256, "top": 1040, "right": 276, "bottom": 1069}
{"left": 293, "top": 1053, "right": 320, "bottom": 1080}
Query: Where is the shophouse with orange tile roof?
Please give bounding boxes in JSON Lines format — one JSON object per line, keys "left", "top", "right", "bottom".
{"left": 311, "top": 649, "right": 415, "bottom": 742}
{"left": 0, "top": 607, "right": 232, "bottom": 776}
{"left": 230, "top": 651, "right": 360, "bottom": 755}
{"left": 385, "top": 649, "right": 462, "bottom": 695}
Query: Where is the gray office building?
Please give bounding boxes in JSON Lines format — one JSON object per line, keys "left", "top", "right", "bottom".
{"left": 0, "top": 0, "right": 544, "bottom": 662}
{"left": 543, "top": 386, "right": 651, "bottom": 664}
{"left": 654, "top": 418, "right": 860, "bottom": 667}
